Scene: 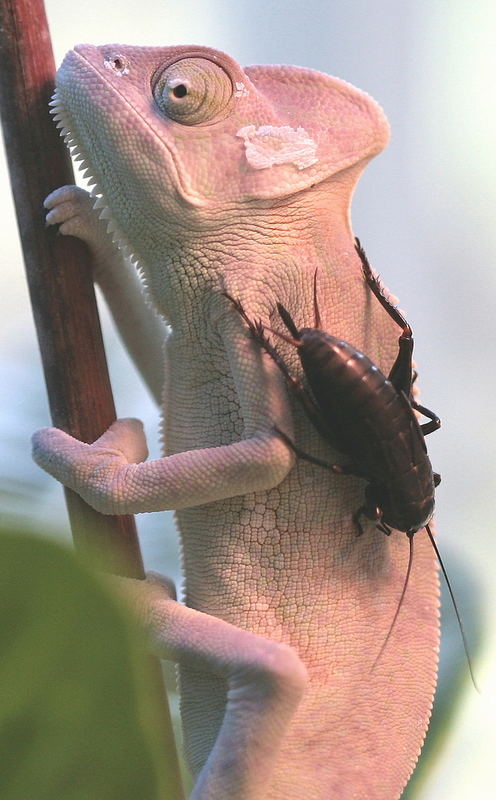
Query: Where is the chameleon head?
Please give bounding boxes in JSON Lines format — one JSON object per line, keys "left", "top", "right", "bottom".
{"left": 52, "top": 43, "right": 390, "bottom": 265}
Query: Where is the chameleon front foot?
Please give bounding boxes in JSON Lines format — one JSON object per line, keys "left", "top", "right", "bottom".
{"left": 31, "top": 418, "right": 149, "bottom": 514}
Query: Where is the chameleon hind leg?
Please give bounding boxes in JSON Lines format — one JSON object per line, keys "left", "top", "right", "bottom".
{"left": 114, "top": 572, "right": 307, "bottom": 800}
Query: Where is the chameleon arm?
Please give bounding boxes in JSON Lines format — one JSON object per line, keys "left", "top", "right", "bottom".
{"left": 112, "top": 572, "right": 307, "bottom": 800}
{"left": 31, "top": 313, "right": 295, "bottom": 514}
{"left": 44, "top": 186, "right": 168, "bottom": 404}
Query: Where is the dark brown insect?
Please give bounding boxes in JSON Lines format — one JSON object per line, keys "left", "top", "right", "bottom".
{"left": 225, "top": 239, "right": 477, "bottom": 686}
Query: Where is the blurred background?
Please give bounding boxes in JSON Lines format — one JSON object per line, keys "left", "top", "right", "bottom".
{"left": 1, "top": 0, "right": 495, "bottom": 796}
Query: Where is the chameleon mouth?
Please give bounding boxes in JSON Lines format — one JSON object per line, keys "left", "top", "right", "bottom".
{"left": 49, "top": 90, "right": 145, "bottom": 279}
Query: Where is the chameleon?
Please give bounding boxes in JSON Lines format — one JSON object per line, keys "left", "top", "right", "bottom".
{"left": 33, "top": 43, "right": 439, "bottom": 800}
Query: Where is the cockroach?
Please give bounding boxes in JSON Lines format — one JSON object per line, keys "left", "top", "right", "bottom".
{"left": 225, "top": 238, "right": 477, "bottom": 687}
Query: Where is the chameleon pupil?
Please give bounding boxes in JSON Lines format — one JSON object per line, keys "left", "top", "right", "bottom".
{"left": 172, "top": 84, "right": 188, "bottom": 98}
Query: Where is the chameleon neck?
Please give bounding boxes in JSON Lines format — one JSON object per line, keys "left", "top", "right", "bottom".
{"left": 139, "top": 168, "right": 361, "bottom": 327}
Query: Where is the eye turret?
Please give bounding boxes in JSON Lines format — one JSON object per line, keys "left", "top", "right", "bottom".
{"left": 153, "top": 57, "right": 233, "bottom": 125}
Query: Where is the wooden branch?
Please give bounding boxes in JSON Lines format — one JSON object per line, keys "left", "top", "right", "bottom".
{"left": 0, "top": 0, "right": 144, "bottom": 577}
{"left": 0, "top": 0, "right": 184, "bottom": 795}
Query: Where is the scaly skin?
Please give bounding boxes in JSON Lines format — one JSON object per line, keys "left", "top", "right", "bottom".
{"left": 35, "top": 44, "right": 439, "bottom": 799}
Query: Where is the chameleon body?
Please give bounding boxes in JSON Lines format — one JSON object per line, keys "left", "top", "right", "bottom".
{"left": 34, "top": 44, "right": 439, "bottom": 800}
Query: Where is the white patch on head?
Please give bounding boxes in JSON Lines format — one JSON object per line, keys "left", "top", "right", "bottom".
{"left": 236, "top": 124, "right": 318, "bottom": 170}
{"left": 234, "top": 81, "right": 249, "bottom": 98}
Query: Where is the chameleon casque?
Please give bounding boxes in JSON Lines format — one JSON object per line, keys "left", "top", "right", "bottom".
{"left": 33, "top": 43, "right": 439, "bottom": 800}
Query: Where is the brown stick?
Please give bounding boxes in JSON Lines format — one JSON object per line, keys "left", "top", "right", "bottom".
{"left": 0, "top": 0, "right": 184, "bottom": 794}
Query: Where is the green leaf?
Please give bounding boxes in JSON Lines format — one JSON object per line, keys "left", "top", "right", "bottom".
{"left": 0, "top": 528, "right": 176, "bottom": 800}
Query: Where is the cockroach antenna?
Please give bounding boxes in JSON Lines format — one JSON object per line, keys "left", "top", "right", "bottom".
{"left": 372, "top": 524, "right": 479, "bottom": 693}
{"left": 313, "top": 268, "right": 322, "bottom": 329}
{"left": 370, "top": 532, "right": 415, "bottom": 673}
{"left": 425, "top": 524, "right": 479, "bottom": 693}
{"left": 276, "top": 302, "right": 301, "bottom": 341}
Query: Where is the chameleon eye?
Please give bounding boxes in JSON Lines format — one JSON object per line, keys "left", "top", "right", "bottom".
{"left": 153, "top": 58, "right": 233, "bottom": 125}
